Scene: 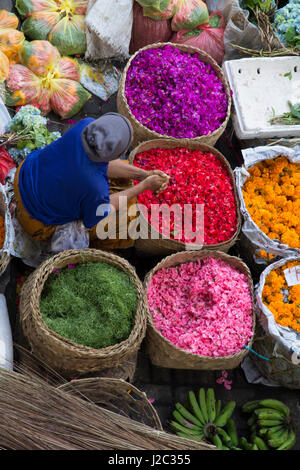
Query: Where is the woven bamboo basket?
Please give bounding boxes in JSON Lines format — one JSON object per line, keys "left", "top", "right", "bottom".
{"left": 19, "top": 249, "right": 147, "bottom": 377}
{"left": 253, "top": 324, "right": 300, "bottom": 390}
{"left": 0, "top": 189, "right": 11, "bottom": 276}
{"left": 144, "top": 250, "right": 256, "bottom": 370}
{"left": 58, "top": 377, "right": 163, "bottom": 430}
{"left": 252, "top": 255, "right": 300, "bottom": 389}
{"left": 128, "top": 139, "right": 241, "bottom": 257}
{"left": 117, "top": 42, "right": 232, "bottom": 149}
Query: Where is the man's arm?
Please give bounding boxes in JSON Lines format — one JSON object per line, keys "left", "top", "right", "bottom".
{"left": 107, "top": 159, "right": 148, "bottom": 180}
{"left": 109, "top": 175, "right": 168, "bottom": 211}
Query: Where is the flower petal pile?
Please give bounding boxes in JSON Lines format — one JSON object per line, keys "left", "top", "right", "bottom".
{"left": 125, "top": 45, "right": 228, "bottom": 138}
{"left": 263, "top": 260, "right": 300, "bottom": 334}
{"left": 134, "top": 147, "right": 238, "bottom": 245}
{"left": 243, "top": 156, "right": 300, "bottom": 251}
{"left": 147, "top": 257, "right": 253, "bottom": 357}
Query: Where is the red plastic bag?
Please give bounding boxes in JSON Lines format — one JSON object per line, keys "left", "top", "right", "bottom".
{"left": 0, "top": 148, "right": 16, "bottom": 185}
{"left": 130, "top": 2, "right": 172, "bottom": 54}
{"left": 172, "top": 11, "right": 226, "bottom": 65}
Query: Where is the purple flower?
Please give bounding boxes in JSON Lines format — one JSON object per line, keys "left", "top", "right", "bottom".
{"left": 125, "top": 45, "right": 228, "bottom": 139}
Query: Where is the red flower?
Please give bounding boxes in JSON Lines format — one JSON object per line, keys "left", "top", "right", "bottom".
{"left": 134, "top": 148, "right": 237, "bottom": 245}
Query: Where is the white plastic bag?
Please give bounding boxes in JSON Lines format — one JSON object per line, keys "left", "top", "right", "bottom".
{"left": 222, "top": 0, "right": 263, "bottom": 61}
{"left": 51, "top": 221, "right": 89, "bottom": 253}
{"left": 0, "top": 97, "right": 11, "bottom": 134}
{"left": 85, "top": 0, "right": 133, "bottom": 61}
{"left": 79, "top": 60, "right": 121, "bottom": 102}
{"left": 11, "top": 218, "right": 89, "bottom": 267}
{"left": 10, "top": 216, "right": 51, "bottom": 268}
{"left": 0, "top": 183, "right": 14, "bottom": 276}
{"left": 234, "top": 145, "right": 300, "bottom": 264}
{"left": 0, "top": 294, "right": 13, "bottom": 371}
{"left": 256, "top": 255, "right": 300, "bottom": 357}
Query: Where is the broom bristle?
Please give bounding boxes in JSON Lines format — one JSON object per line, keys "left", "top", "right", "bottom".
{"left": 0, "top": 367, "right": 214, "bottom": 451}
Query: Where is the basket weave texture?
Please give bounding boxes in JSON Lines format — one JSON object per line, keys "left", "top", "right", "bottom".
{"left": 117, "top": 42, "right": 232, "bottom": 149}
{"left": 19, "top": 249, "right": 147, "bottom": 377}
{"left": 144, "top": 250, "right": 256, "bottom": 370}
{"left": 129, "top": 139, "right": 241, "bottom": 256}
{"left": 58, "top": 377, "right": 163, "bottom": 430}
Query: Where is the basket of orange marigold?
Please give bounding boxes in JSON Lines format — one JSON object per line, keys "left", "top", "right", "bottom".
{"left": 235, "top": 145, "right": 300, "bottom": 265}
{"left": 252, "top": 255, "right": 300, "bottom": 389}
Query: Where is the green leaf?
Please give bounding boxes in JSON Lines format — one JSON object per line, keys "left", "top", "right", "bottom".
{"left": 284, "top": 71, "right": 292, "bottom": 80}
{"left": 290, "top": 102, "right": 300, "bottom": 120}
{"left": 285, "top": 26, "right": 297, "bottom": 46}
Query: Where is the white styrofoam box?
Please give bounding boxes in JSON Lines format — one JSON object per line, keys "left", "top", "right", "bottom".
{"left": 223, "top": 56, "right": 300, "bottom": 140}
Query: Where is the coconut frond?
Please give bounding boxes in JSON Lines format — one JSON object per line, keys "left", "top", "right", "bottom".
{"left": 0, "top": 367, "right": 215, "bottom": 451}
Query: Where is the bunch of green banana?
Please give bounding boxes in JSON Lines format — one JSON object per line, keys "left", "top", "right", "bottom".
{"left": 241, "top": 398, "right": 297, "bottom": 450}
{"left": 171, "top": 388, "right": 239, "bottom": 450}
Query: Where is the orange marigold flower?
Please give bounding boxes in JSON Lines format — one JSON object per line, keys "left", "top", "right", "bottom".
{"left": 289, "top": 285, "right": 300, "bottom": 303}
{"left": 243, "top": 157, "right": 300, "bottom": 249}
{"left": 263, "top": 261, "right": 300, "bottom": 334}
{"left": 281, "top": 229, "right": 299, "bottom": 248}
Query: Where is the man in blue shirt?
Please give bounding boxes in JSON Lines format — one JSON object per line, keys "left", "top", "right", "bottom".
{"left": 13, "top": 112, "right": 169, "bottom": 244}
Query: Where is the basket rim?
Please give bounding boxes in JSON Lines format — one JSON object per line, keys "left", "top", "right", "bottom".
{"left": 128, "top": 139, "right": 242, "bottom": 250}
{"left": 118, "top": 42, "right": 232, "bottom": 142}
{"left": 21, "top": 249, "right": 147, "bottom": 358}
{"left": 144, "top": 249, "right": 256, "bottom": 362}
{"left": 57, "top": 376, "right": 163, "bottom": 431}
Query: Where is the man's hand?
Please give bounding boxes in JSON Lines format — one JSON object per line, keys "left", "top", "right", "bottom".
{"left": 148, "top": 170, "right": 170, "bottom": 192}
{"left": 143, "top": 174, "right": 169, "bottom": 194}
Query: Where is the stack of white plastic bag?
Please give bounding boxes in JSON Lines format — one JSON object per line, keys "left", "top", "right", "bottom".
{"left": 85, "top": 0, "right": 134, "bottom": 61}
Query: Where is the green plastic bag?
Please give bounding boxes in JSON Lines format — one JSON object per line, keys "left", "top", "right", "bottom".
{"left": 48, "top": 15, "right": 86, "bottom": 56}
{"left": 171, "top": 0, "right": 209, "bottom": 31}
{"left": 16, "top": 0, "right": 88, "bottom": 56}
{"left": 136, "top": 0, "right": 178, "bottom": 20}
{"left": 6, "top": 40, "right": 90, "bottom": 118}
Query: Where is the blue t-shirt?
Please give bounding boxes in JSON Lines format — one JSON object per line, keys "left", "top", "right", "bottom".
{"left": 18, "top": 118, "right": 111, "bottom": 229}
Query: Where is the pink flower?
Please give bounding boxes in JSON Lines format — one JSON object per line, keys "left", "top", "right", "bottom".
{"left": 217, "top": 370, "right": 233, "bottom": 390}
{"left": 147, "top": 257, "right": 253, "bottom": 358}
